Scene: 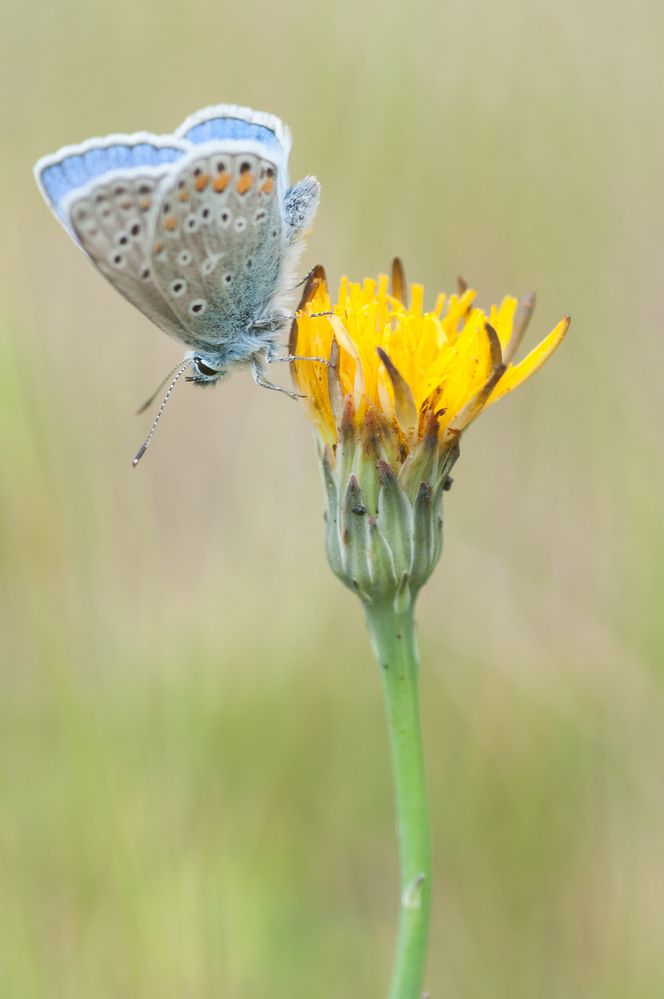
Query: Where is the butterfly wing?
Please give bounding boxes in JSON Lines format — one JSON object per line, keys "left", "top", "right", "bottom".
{"left": 171, "top": 106, "right": 321, "bottom": 350}
{"left": 175, "top": 105, "right": 319, "bottom": 245}
{"left": 34, "top": 133, "right": 189, "bottom": 227}
{"left": 35, "top": 134, "right": 198, "bottom": 343}
{"left": 147, "top": 141, "right": 288, "bottom": 354}
{"left": 155, "top": 106, "right": 319, "bottom": 356}
{"left": 176, "top": 103, "right": 291, "bottom": 173}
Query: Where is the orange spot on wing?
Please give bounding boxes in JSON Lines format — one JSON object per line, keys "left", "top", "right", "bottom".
{"left": 194, "top": 173, "right": 210, "bottom": 191}
{"left": 153, "top": 241, "right": 165, "bottom": 254}
{"left": 213, "top": 171, "right": 231, "bottom": 192}
{"left": 177, "top": 189, "right": 189, "bottom": 202}
{"left": 163, "top": 216, "right": 177, "bottom": 231}
{"left": 139, "top": 197, "right": 151, "bottom": 211}
{"left": 236, "top": 173, "right": 254, "bottom": 194}
{"left": 260, "top": 178, "right": 274, "bottom": 194}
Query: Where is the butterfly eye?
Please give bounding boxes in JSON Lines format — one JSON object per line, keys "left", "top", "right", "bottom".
{"left": 194, "top": 358, "right": 218, "bottom": 378}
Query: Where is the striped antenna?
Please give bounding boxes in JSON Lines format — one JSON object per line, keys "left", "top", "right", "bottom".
{"left": 132, "top": 358, "right": 193, "bottom": 467}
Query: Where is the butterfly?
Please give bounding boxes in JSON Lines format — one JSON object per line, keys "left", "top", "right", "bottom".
{"left": 34, "top": 104, "right": 321, "bottom": 462}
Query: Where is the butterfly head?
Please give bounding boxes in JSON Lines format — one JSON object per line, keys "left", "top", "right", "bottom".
{"left": 186, "top": 352, "right": 226, "bottom": 386}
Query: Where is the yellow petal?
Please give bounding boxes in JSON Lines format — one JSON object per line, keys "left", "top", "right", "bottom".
{"left": 487, "top": 316, "right": 570, "bottom": 404}
{"left": 489, "top": 296, "right": 518, "bottom": 352}
{"left": 443, "top": 362, "right": 506, "bottom": 441}
{"left": 328, "top": 314, "right": 366, "bottom": 405}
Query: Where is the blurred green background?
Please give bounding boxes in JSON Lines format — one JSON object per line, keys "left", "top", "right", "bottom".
{"left": 1, "top": 0, "right": 663, "bottom": 995}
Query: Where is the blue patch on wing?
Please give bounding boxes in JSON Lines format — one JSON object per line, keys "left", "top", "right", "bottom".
{"left": 182, "top": 117, "right": 282, "bottom": 149}
{"left": 39, "top": 141, "right": 186, "bottom": 219}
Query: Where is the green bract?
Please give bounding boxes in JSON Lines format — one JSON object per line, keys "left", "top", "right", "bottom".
{"left": 320, "top": 399, "right": 459, "bottom": 607}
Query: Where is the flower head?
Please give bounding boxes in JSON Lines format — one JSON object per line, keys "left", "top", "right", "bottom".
{"left": 291, "top": 261, "right": 569, "bottom": 605}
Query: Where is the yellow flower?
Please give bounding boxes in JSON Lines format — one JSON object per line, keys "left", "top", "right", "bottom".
{"left": 290, "top": 260, "right": 569, "bottom": 453}
{"left": 290, "top": 260, "right": 569, "bottom": 605}
{"left": 290, "top": 261, "right": 569, "bottom": 995}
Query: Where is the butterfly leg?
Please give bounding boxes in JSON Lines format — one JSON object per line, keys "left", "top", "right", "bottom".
{"left": 252, "top": 310, "right": 333, "bottom": 336}
{"left": 252, "top": 358, "right": 305, "bottom": 400}
{"left": 265, "top": 344, "right": 332, "bottom": 366}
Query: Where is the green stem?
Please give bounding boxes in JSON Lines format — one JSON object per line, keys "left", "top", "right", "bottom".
{"left": 365, "top": 599, "right": 431, "bottom": 999}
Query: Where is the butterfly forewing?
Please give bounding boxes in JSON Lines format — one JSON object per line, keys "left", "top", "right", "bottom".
{"left": 149, "top": 147, "right": 284, "bottom": 348}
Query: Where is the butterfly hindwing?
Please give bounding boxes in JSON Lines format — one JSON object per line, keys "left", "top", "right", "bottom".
{"left": 175, "top": 104, "right": 291, "bottom": 168}
{"left": 148, "top": 143, "right": 285, "bottom": 351}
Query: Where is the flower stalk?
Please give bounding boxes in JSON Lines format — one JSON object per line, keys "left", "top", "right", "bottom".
{"left": 365, "top": 598, "right": 430, "bottom": 999}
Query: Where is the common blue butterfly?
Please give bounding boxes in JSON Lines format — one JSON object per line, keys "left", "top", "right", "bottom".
{"left": 34, "top": 104, "right": 321, "bottom": 462}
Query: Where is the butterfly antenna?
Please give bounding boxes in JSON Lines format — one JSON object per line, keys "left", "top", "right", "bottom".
{"left": 132, "top": 359, "right": 193, "bottom": 467}
{"left": 136, "top": 359, "right": 193, "bottom": 415}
